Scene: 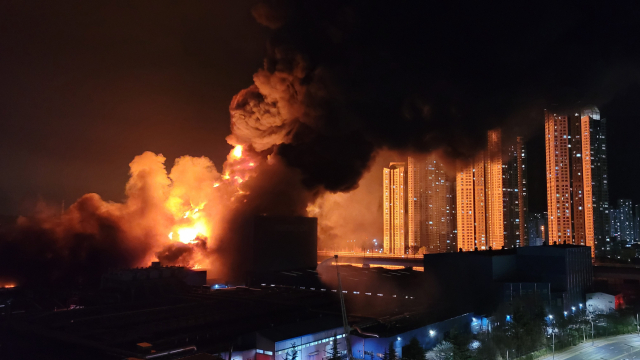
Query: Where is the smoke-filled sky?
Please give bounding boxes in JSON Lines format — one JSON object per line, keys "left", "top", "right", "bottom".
{"left": 1, "top": 0, "right": 640, "bottom": 216}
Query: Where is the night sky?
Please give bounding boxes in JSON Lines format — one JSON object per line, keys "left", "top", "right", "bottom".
{"left": 0, "top": 1, "right": 268, "bottom": 214}
{"left": 1, "top": 0, "right": 640, "bottom": 215}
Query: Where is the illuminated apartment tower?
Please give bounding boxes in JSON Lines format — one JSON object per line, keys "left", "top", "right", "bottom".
{"left": 610, "top": 209, "right": 619, "bottom": 239}
{"left": 486, "top": 130, "right": 504, "bottom": 249}
{"left": 545, "top": 110, "right": 573, "bottom": 245}
{"left": 504, "top": 136, "right": 529, "bottom": 248}
{"left": 581, "top": 107, "right": 610, "bottom": 257}
{"left": 635, "top": 205, "right": 640, "bottom": 242}
{"left": 569, "top": 112, "right": 587, "bottom": 246}
{"left": 406, "top": 155, "right": 456, "bottom": 253}
{"left": 617, "top": 199, "right": 634, "bottom": 243}
{"left": 456, "top": 160, "right": 475, "bottom": 251}
{"left": 407, "top": 157, "right": 421, "bottom": 249}
{"left": 383, "top": 162, "right": 406, "bottom": 255}
{"left": 421, "top": 154, "right": 453, "bottom": 253}
{"left": 455, "top": 129, "right": 504, "bottom": 251}
{"left": 445, "top": 179, "right": 457, "bottom": 252}
{"left": 570, "top": 107, "right": 610, "bottom": 258}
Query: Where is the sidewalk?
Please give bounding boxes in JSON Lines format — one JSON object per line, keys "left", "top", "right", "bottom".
{"left": 537, "top": 333, "right": 640, "bottom": 360}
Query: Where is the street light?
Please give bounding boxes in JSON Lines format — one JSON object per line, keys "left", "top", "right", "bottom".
{"left": 547, "top": 316, "right": 557, "bottom": 360}
{"left": 429, "top": 330, "right": 436, "bottom": 337}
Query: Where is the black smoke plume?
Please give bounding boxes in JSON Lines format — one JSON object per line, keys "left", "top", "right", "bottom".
{"left": 230, "top": 0, "right": 640, "bottom": 194}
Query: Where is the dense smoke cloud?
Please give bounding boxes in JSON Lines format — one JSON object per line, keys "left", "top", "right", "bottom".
{"left": 231, "top": 0, "right": 640, "bottom": 195}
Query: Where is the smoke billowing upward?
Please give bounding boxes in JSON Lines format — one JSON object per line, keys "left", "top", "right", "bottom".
{"left": 230, "top": 0, "right": 640, "bottom": 197}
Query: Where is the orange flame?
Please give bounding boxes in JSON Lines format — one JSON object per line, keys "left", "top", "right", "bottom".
{"left": 156, "top": 143, "right": 261, "bottom": 269}
{"left": 231, "top": 145, "right": 243, "bottom": 159}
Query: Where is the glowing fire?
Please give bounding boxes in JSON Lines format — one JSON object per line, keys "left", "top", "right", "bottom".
{"left": 160, "top": 143, "right": 259, "bottom": 265}
{"left": 166, "top": 202, "right": 209, "bottom": 244}
{"left": 231, "top": 145, "right": 243, "bottom": 159}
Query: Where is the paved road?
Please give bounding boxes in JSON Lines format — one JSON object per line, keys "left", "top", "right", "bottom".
{"left": 539, "top": 334, "right": 640, "bottom": 360}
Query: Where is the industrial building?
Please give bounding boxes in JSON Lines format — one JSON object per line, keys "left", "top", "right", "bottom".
{"left": 243, "top": 215, "right": 318, "bottom": 281}
{"left": 423, "top": 244, "right": 592, "bottom": 314}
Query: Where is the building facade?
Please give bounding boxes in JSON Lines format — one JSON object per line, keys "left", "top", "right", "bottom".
{"left": 504, "top": 136, "right": 529, "bottom": 248}
{"left": 617, "top": 199, "right": 634, "bottom": 243}
{"left": 421, "top": 155, "right": 455, "bottom": 254}
{"left": 456, "top": 160, "right": 476, "bottom": 251}
{"left": 546, "top": 106, "right": 611, "bottom": 259}
{"left": 383, "top": 163, "right": 407, "bottom": 255}
{"left": 407, "top": 157, "right": 421, "bottom": 249}
{"left": 486, "top": 130, "right": 504, "bottom": 250}
{"left": 545, "top": 110, "right": 573, "bottom": 245}
{"left": 610, "top": 208, "right": 619, "bottom": 239}
{"left": 635, "top": 204, "right": 640, "bottom": 242}
{"left": 456, "top": 129, "right": 529, "bottom": 251}
{"left": 581, "top": 107, "right": 611, "bottom": 257}
{"left": 526, "top": 213, "right": 548, "bottom": 246}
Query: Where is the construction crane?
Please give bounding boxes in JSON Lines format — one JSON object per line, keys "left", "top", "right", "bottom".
{"left": 334, "top": 255, "right": 353, "bottom": 360}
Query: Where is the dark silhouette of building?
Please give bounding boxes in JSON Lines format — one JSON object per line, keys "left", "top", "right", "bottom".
{"left": 423, "top": 244, "right": 592, "bottom": 314}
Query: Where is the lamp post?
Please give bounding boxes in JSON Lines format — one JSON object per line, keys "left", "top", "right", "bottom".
{"left": 549, "top": 312, "right": 566, "bottom": 359}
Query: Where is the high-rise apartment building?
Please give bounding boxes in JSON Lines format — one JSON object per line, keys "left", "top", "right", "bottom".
{"left": 404, "top": 155, "right": 456, "bottom": 254}
{"left": 545, "top": 106, "right": 610, "bottom": 259}
{"left": 635, "top": 204, "right": 640, "bottom": 242}
{"left": 581, "top": 107, "right": 610, "bottom": 257}
{"left": 504, "top": 136, "right": 529, "bottom": 248}
{"left": 545, "top": 110, "right": 573, "bottom": 245}
{"left": 569, "top": 113, "right": 587, "bottom": 246}
{"left": 455, "top": 129, "right": 505, "bottom": 251}
{"left": 486, "top": 130, "right": 504, "bottom": 248}
{"left": 383, "top": 162, "right": 406, "bottom": 255}
{"left": 610, "top": 208, "right": 619, "bottom": 239}
{"left": 421, "top": 155, "right": 454, "bottom": 253}
{"left": 526, "top": 213, "right": 548, "bottom": 246}
{"left": 407, "top": 157, "right": 421, "bottom": 249}
{"left": 456, "top": 160, "right": 475, "bottom": 251}
{"left": 617, "top": 199, "right": 634, "bottom": 243}
{"left": 445, "top": 178, "right": 457, "bottom": 252}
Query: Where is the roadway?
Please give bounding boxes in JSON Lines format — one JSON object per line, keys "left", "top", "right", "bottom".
{"left": 539, "top": 334, "right": 640, "bottom": 360}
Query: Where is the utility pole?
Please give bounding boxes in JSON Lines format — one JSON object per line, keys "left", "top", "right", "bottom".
{"left": 335, "top": 255, "right": 353, "bottom": 360}
{"left": 552, "top": 331, "right": 555, "bottom": 360}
